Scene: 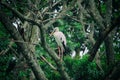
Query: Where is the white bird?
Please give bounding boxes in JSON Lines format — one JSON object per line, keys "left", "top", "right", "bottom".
{"left": 50, "top": 27, "right": 67, "bottom": 59}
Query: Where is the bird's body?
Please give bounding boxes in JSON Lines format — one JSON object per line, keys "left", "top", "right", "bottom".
{"left": 50, "top": 27, "right": 67, "bottom": 59}
{"left": 53, "top": 31, "right": 66, "bottom": 46}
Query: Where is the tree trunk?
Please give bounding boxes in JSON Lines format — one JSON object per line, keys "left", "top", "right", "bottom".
{"left": 43, "top": 44, "right": 71, "bottom": 80}
{"left": 104, "top": 35, "right": 115, "bottom": 65}
{"left": 20, "top": 12, "right": 40, "bottom": 80}
{"left": 104, "top": 62, "right": 120, "bottom": 80}
{"left": 104, "top": 0, "right": 115, "bottom": 65}
{"left": 0, "top": 11, "right": 48, "bottom": 80}
{"left": 0, "top": 3, "right": 71, "bottom": 79}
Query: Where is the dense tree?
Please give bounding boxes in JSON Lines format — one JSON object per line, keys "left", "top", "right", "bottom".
{"left": 0, "top": 0, "right": 120, "bottom": 80}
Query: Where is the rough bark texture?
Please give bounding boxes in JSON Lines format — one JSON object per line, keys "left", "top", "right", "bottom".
{"left": 22, "top": 12, "right": 40, "bottom": 79}
{"left": 104, "top": 62, "right": 120, "bottom": 80}
{"left": 104, "top": 35, "right": 115, "bottom": 65}
{"left": 0, "top": 11, "right": 48, "bottom": 80}
{"left": 40, "top": 27, "right": 71, "bottom": 80}
{"left": 104, "top": 0, "right": 115, "bottom": 65}
{"left": 88, "top": 25, "right": 116, "bottom": 62}
{"left": 1, "top": 2, "right": 71, "bottom": 80}
{"left": 86, "top": 0, "right": 116, "bottom": 62}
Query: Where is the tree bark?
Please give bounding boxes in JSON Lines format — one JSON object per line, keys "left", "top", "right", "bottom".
{"left": 1, "top": 2, "right": 71, "bottom": 80}
{"left": 39, "top": 27, "right": 71, "bottom": 80}
{"left": 104, "top": 62, "right": 120, "bottom": 80}
{"left": 109, "top": 62, "right": 120, "bottom": 80}
{"left": 87, "top": 0, "right": 117, "bottom": 62}
{"left": 88, "top": 25, "right": 116, "bottom": 62}
{"left": 104, "top": 35, "right": 115, "bottom": 65}
{"left": 104, "top": 0, "right": 115, "bottom": 65}
{"left": 22, "top": 12, "right": 40, "bottom": 80}
{"left": 44, "top": 44, "right": 71, "bottom": 80}
{"left": 0, "top": 11, "right": 48, "bottom": 80}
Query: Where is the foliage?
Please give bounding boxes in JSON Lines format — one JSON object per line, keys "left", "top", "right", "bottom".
{"left": 64, "top": 55, "right": 104, "bottom": 80}
{"left": 39, "top": 58, "right": 61, "bottom": 80}
{"left": 0, "top": 23, "right": 29, "bottom": 80}
{"left": 0, "top": 0, "right": 120, "bottom": 80}
{"left": 37, "top": 55, "right": 104, "bottom": 80}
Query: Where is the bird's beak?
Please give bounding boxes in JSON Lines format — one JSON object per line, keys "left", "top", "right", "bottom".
{"left": 50, "top": 30, "right": 55, "bottom": 37}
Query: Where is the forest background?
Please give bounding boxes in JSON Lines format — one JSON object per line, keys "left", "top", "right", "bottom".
{"left": 0, "top": 0, "right": 120, "bottom": 80}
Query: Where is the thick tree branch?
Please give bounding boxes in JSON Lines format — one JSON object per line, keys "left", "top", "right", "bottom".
{"left": 88, "top": 17, "right": 119, "bottom": 61}
{"left": 0, "top": 11, "right": 48, "bottom": 80}
{"left": 43, "top": 44, "right": 71, "bottom": 80}
{"left": 1, "top": 1, "right": 74, "bottom": 80}
{"left": 88, "top": 0, "right": 105, "bottom": 29}
{"left": 39, "top": 22, "right": 71, "bottom": 80}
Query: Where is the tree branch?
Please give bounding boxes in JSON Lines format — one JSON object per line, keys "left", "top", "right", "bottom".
{"left": 1, "top": 2, "right": 42, "bottom": 27}
{"left": 88, "top": 0, "right": 105, "bottom": 29}
{"left": 0, "top": 10, "right": 48, "bottom": 80}
{"left": 1, "top": 2, "right": 72, "bottom": 80}
{"left": 88, "top": 25, "right": 118, "bottom": 62}
{"left": 0, "top": 41, "right": 13, "bottom": 55}
{"left": 42, "top": 0, "right": 62, "bottom": 14}
{"left": 39, "top": 55, "right": 57, "bottom": 70}
{"left": 43, "top": 1, "right": 77, "bottom": 30}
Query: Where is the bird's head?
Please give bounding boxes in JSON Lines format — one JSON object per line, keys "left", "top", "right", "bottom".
{"left": 50, "top": 27, "right": 59, "bottom": 36}
{"left": 54, "top": 27, "right": 59, "bottom": 32}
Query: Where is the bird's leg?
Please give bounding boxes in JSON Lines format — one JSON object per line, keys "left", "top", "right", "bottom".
{"left": 58, "top": 46, "right": 63, "bottom": 61}
{"left": 61, "top": 51, "right": 63, "bottom": 61}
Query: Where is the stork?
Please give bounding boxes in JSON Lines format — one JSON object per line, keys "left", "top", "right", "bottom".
{"left": 50, "top": 27, "right": 66, "bottom": 60}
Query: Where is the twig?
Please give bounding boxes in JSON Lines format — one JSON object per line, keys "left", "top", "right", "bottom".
{"left": 42, "top": 0, "right": 62, "bottom": 14}
{"left": 43, "top": 17, "right": 61, "bottom": 23}
{"left": 1, "top": 2, "right": 41, "bottom": 27}
{"left": 66, "top": 14, "right": 81, "bottom": 23}
{"left": 11, "top": 39, "right": 39, "bottom": 45}
{"left": 0, "top": 41, "right": 13, "bottom": 55}
{"left": 9, "top": 46, "right": 19, "bottom": 58}
{"left": 39, "top": 56, "right": 57, "bottom": 70}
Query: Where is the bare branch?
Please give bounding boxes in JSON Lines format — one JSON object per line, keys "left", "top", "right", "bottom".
{"left": 1, "top": 2, "right": 42, "bottom": 27}
{"left": 43, "top": 17, "right": 61, "bottom": 23}
{"left": 88, "top": 25, "right": 117, "bottom": 62}
{"left": 44, "top": 12, "right": 59, "bottom": 15}
{"left": 88, "top": 0, "right": 105, "bottom": 29}
{"left": 66, "top": 14, "right": 81, "bottom": 23}
{"left": 11, "top": 39, "right": 40, "bottom": 45}
{"left": 39, "top": 56, "right": 57, "bottom": 70}
{"left": 0, "top": 41, "right": 13, "bottom": 55}
{"left": 42, "top": 0, "right": 62, "bottom": 14}
{"left": 0, "top": 10, "right": 48, "bottom": 80}
{"left": 43, "top": 1, "right": 77, "bottom": 30}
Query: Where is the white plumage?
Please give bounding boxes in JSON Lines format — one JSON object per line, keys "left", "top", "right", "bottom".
{"left": 50, "top": 27, "right": 67, "bottom": 59}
